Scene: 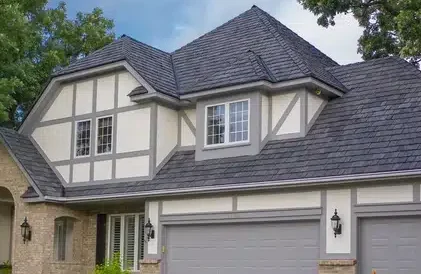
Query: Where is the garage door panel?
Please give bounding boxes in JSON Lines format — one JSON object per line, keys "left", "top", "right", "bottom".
{"left": 166, "top": 221, "right": 319, "bottom": 274}
{"left": 360, "top": 217, "right": 421, "bottom": 274}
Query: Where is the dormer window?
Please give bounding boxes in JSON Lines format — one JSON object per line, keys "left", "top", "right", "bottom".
{"left": 205, "top": 99, "right": 250, "bottom": 146}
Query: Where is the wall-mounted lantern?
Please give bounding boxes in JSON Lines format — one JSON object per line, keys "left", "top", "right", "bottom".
{"left": 20, "top": 217, "right": 32, "bottom": 243}
{"left": 145, "top": 218, "right": 155, "bottom": 241}
{"left": 330, "top": 209, "right": 342, "bottom": 238}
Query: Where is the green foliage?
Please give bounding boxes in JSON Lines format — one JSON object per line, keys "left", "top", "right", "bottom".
{"left": 297, "top": 0, "right": 421, "bottom": 66}
{"left": 94, "top": 254, "right": 130, "bottom": 274}
{"left": 0, "top": 260, "right": 12, "bottom": 274}
{"left": 0, "top": 0, "right": 115, "bottom": 128}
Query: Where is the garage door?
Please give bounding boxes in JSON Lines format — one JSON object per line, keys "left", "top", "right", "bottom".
{"left": 165, "top": 221, "right": 319, "bottom": 274}
{"left": 360, "top": 217, "right": 421, "bottom": 274}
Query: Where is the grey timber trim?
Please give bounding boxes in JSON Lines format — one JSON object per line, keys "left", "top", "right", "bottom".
{"left": 37, "top": 104, "right": 149, "bottom": 128}
{"left": 307, "top": 100, "right": 328, "bottom": 134}
{"left": 413, "top": 183, "right": 420, "bottom": 202}
{"left": 179, "top": 110, "right": 196, "bottom": 136}
{"left": 177, "top": 111, "right": 181, "bottom": 147}
{"left": 177, "top": 145, "right": 195, "bottom": 151}
{"left": 149, "top": 103, "right": 158, "bottom": 177}
{"left": 350, "top": 188, "right": 358, "bottom": 259}
{"left": 271, "top": 92, "right": 300, "bottom": 136}
{"left": 160, "top": 207, "right": 321, "bottom": 225}
{"left": 51, "top": 150, "right": 149, "bottom": 166}
{"left": 112, "top": 74, "right": 119, "bottom": 179}
{"left": 319, "top": 190, "right": 327, "bottom": 259}
{"left": 90, "top": 79, "right": 98, "bottom": 181}
{"left": 300, "top": 89, "right": 307, "bottom": 134}
{"left": 354, "top": 202, "right": 421, "bottom": 216}
{"left": 144, "top": 200, "right": 150, "bottom": 257}
{"left": 69, "top": 84, "right": 77, "bottom": 183}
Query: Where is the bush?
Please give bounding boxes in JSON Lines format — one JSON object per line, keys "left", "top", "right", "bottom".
{"left": 0, "top": 261, "right": 11, "bottom": 274}
{"left": 94, "top": 254, "right": 130, "bottom": 274}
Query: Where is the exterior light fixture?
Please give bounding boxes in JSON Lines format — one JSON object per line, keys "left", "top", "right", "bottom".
{"left": 145, "top": 218, "right": 155, "bottom": 241}
{"left": 20, "top": 217, "right": 32, "bottom": 243}
{"left": 330, "top": 209, "right": 342, "bottom": 238}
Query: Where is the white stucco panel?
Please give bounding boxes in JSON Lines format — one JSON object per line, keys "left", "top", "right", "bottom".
{"left": 94, "top": 160, "right": 112, "bottom": 181}
{"left": 326, "top": 189, "right": 351, "bottom": 254}
{"left": 277, "top": 97, "right": 301, "bottom": 135}
{"left": 32, "top": 123, "right": 71, "bottom": 162}
{"left": 261, "top": 94, "right": 269, "bottom": 141}
{"left": 237, "top": 191, "right": 320, "bottom": 211}
{"left": 55, "top": 165, "right": 70, "bottom": 183}
{"left": 162, "top": 197, "right": 232, "bottom": 215}
{"left": 118, "top": 71, "right": 139, "bottom": 107}
{"left": 75, "top": 80, "right": 93, "bottom": 115}
{"left": 156, "top": 105, "right": 178, "bottom": 166}
{"left": 180, "top": 116, "right": 195, "bottom": 147}
{"left": 96, "top": 75, "right": 115, "bottom": 111}
{"left": 307, "top": 92, "right": 325, "bottom": 123}
{"left": 271, "top": 92, "right": 295, "bottom": 130}
{"left": 115, "top": 156, "right": 149, "bottom": 179}
{"left": 116, "top": 108, "right": 150, "bottom": 153}
{"left": 72, "top": 163, "right": 90, "bottom": 183}
{"left": 41, "top": 84, "right": 73, "bottom": 122}
{"left": 147, "top": 201, "right": 159, "bottom": 255}
{"left": 357, "top": 185, "right": 413, "bottom": 204}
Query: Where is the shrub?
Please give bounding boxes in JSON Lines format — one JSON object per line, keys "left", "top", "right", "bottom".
{"left": 94, "top": 254, "right": 130, "bottom": 274}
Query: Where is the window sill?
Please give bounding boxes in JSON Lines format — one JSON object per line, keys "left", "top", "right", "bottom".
{"left": 50, "top": 261, "right": 81, "bottom": 265}
{"left": 203, "top": 141, "right": 251, "bottom": 151}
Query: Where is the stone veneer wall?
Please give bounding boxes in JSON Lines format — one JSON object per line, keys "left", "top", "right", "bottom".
{"left": 319, "top": 260, "right": 357, "bottom": 274}
{"left": 0, "top": 144, "right": 96, "bottom": 274}
{"left": 140, "top": 259, "right": 160, "bottom": 274}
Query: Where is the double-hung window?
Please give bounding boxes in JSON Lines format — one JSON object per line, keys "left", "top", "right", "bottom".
{"left": 75, "top": 120, "right": 91, "bottom": 157}
{"left": 206, "top": 99, "right": 250, "bottom": 146}
{"left": 108, "top": 214, "right": 145, "bottom": 271}
{"left": 97, "top": 116, "right": 113, "bottom": 154}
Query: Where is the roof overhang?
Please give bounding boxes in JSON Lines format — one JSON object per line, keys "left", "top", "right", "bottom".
{"left": 32, "top": 168, "right": 421, "bottom": 204}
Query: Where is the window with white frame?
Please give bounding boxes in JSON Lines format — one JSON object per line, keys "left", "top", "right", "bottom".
{"left": 97, "top": 116, "right": 113, "bottom": 154}
{"left": 75, "top": 120, "right": 91, "bottom": 157}
{"left": 206, "top": 99, "right": 250, "bottom": 146}
{"left": 54, "top": 217, "right": 74, "bottom": 261}
{"left": 108, "top": 214, "right": 145, "bottom": 271}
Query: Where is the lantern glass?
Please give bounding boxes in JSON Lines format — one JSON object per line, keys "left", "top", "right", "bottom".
{"left": 20, "top": 217, "right": 31, "bottom": 242}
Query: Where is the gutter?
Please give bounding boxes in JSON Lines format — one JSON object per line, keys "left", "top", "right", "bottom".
{"left": 41, "top": 168, "right": 421, "bottom": 203}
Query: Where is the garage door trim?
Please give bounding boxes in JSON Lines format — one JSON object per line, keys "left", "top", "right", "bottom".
{"left": 160, "top": 207, "right": 321, "bottom": 225}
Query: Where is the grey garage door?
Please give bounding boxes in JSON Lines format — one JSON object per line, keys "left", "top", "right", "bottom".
{"left": 165, "top": 221, "right": 319, "bottom": 274}
{"left": 360, "top": 217, "right": 421, "bottom": 274}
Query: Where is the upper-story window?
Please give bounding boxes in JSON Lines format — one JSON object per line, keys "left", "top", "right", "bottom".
{"left": 206, "top": 99, "right": 250, "bottom": 146}
{"left": 75, "top": 120, "right": 91, "bottom": 157}
{"left": 97, "top": 116, "right": 113, "bottom": 154}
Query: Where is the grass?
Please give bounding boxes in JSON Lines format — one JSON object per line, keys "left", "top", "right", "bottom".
{"left": 0, "top": 269, "right": 11, "bottom": 274}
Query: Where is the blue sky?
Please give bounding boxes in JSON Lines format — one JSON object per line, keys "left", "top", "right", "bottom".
{"left": 47, "top": 0, "right": 364, "bottom": 64}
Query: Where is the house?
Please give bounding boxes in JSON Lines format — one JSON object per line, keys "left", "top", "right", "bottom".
{"left": 1, "top": 5, "right": 421, "bottom": 274}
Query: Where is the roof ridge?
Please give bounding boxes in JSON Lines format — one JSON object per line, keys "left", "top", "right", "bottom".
{"left": 172, "top": 8, "right": 255, "bottom": 54}
{"left": 120, "top": 34, "right": 170, "bottom": 55}
{"left": 170, "top": 54, "right": 180, "bottom": 91}
{"left": 251, "top": 6, "right": 311, "bottom": 76}
{"left": 247, "top": 50, "right": 277, "bottom": 82}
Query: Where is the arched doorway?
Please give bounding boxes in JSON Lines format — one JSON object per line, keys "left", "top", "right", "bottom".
{"left": 0, "top": 187, "right": 14, "bottom": 264}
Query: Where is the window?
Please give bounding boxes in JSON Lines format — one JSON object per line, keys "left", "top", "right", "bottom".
{"left": 206, "top": 99, "right": 250, "bottom": 146}
{"left": 97, "top": 116, "right": 113, "bottom": 154}
{"left": 75, "top": 120, "right": 91, "bottom": 157}
{"left": 54, "top": 217, "right": 74, "bottom": 261}
{"left": 108, "top": 214, "right": 145, "bottom": 271}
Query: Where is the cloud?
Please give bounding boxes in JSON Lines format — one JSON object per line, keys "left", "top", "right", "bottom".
{"left": 159, "top": 0, "right": 363, "bottom": 64}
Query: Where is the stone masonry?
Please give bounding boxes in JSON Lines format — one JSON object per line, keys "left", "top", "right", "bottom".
{"left": 140, "top": 259, "right": 161, "bottom": 274}
{"left": 0, "top": 144, "right": 97, "bottom": 274}
{"left": 319, "top": 260, "right": 357, "bottom": 274}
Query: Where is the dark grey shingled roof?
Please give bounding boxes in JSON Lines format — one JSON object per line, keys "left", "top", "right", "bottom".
{"left": 0, "top": 128, "right": 63, "bottom": 197}
{"left": 53, "top": 6, "right": 346, "bottom": 96}
{"left": 64, "top": 57, "right": 421, "bottom": 197}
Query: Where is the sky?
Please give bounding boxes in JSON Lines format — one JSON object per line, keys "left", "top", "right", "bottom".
{"left": 47, "top": 0, "right": 364, "bottom": 65}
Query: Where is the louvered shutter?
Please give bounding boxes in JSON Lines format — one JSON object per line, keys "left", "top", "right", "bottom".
{"left": 124, "top": 215, "right": 136, "bottom": 270}
{"left": 110, "top": 216, "right": 121, "bottom": 258}
{"left": 139, "top": 216, "right": 145, "bottom": 261}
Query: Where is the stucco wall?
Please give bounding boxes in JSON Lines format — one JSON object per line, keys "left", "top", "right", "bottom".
{"left": 0, "top": 144, "right": 96, "bottom": 274}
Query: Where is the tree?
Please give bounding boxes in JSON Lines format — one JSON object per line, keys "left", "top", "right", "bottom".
{"left": 297, "top": 0, "right": 421, "bottom": 66}
{"left": 0, "top": 0, "right": 115, "bottom": 128}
